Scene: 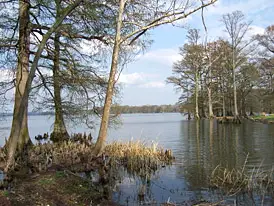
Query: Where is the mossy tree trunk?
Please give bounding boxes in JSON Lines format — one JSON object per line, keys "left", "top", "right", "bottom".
{"left": 5, "top": 0, "right": 32, "bottom": 171}
{"left": 51, "top": 33, "right": 69, "bottom": 142}
{"left": 5, "top": 0, "right": 83, "bottom": 171}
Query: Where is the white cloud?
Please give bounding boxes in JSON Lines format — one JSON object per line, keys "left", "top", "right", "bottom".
{"left": 118, "top": 72, "right": 146, "bottom": 85}
{"left": 249, "top": 25, "right": 265, "bottom": 36}
{"left": 136, "top": 48, "right": 181, "bottom": 66}
{"left": 207, "top": 0, "right": 274, "bottom": 16}
{"left": 139, "top": 81, "right": 165, "bottom": 88}
{"left": 189, "top": 0, "right": 270, "bottom": 42}
{"left": 118, "top": 72, "right": 166, "bottom": 89}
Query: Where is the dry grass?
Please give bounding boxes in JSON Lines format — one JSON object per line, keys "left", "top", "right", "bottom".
{"left": 210, "top": 156, "right": 274, "bottom": 196}
{"left": 26, "top": 137, "right": 174, "bottom": 178}
{"left": 28, "top": 141, "right": 96, "bottom": 172}
{"left": 105, "top": 140, "right": 174, "bottom": 177}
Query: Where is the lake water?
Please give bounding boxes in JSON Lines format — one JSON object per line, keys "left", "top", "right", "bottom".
{"left": 0, "top": 113, "right": 274, "bottom": 205}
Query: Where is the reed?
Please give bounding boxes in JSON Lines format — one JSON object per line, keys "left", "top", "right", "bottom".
{"left": 27, "top": 135, "right": 174, "bottom": 178}
{"left": 210, "top": 156, "right": 274, "bottom": 196}
{"left": 105, "top": 140, "right": 174, "bottom": 177}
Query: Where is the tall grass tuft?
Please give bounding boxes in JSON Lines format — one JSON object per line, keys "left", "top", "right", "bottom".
{"left": 105, "top": 140, "right": 174, "bottom": 177}
{"left": 210, "top": 155, "right": 274, "bottom": 197}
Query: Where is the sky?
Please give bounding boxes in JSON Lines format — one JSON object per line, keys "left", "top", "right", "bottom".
{"left": 1, "top": 0, "right": 274, "bottom": 109}
{"left": 118, "top": 0, "right": 274, "bottom": 106}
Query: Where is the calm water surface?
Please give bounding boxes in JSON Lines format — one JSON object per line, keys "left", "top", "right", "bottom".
{"left": 0, "top": 113, "right": 274, "bottom": 205}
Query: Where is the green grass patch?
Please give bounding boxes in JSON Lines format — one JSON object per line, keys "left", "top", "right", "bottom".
{"left": 252, "top": 114, "right": 274, "bottom": 120}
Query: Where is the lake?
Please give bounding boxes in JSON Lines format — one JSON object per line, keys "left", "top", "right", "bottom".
{"left": 0, "top": 113, "right": 274, "bottom": 205}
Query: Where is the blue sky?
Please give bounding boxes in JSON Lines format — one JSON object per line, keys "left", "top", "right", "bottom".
{"left": 1, "top": 0, "right": 273, "bottom": 109}
{"left": 118, "top": 0, "right": 274, "bottom": 106}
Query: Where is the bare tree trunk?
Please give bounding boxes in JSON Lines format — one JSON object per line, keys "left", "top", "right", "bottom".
{"left": 232, "top": 49, "right": 240, "bottom": 124}
{"left": 222, "top": 92, "right": 226, "bottom": 117}
{"left": 208, "top": 87, "right": 214, "bottom": 118}
{"left": 195, "top": 72, "right": 200, "bottom": 119}
{"left": 232, "top": 54, "right": 239, "bottom": 118}
{"left": 207, "top": 62, "right": 214, "bottom": 118}
{"left": 5, "top": 0, "right": 31, "bottom": 171}
{"left": 51, "top": 32, "right": 69, "bottom": 142}
{"left": 93, "top": 0, "right": 125, "bottom": 155}
{"left": 222, "top": 79, "right": 226, "bottom": 117}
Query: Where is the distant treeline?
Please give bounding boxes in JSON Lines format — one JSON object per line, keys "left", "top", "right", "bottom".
{"left": 111, "top": 104, "right": 181, "bottom": 114}
{"left": 0, "top": 112, "right": 54, "bottom": 117}
{"left": 1, "top": 107, "right": 181, "bottom": 117}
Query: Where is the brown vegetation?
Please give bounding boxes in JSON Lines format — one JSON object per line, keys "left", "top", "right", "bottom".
{"left": 0, "top": 136, "right": 175, "bottom": 205}
{"left": 210, "top": 160, "right": 274, "bottom": 196}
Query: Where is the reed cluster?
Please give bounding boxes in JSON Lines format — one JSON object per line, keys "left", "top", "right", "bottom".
{"left": 210, "top": 158, "right": 274, "bottom": 195}
{"left": 105, "top": 140, "right": 174, "bottom": 177}
{"left": 27, "top": 135, "right": 174, "bottom": 179}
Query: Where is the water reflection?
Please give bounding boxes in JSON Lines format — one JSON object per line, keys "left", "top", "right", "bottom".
{"left": 169, "top": 119, "right": 274, "bottom": 204}
{"left": 1, "top": 114, "right": 273, "bottom": 205}
{"left": 177, "top": 120, "right": 274, "bottom": 182}
{"left": 114, "top": 118, "right": 274, "bottom": 205}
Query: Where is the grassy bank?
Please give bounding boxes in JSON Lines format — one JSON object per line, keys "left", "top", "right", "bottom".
{"left": 0, "top": 138, "right": 174, "bottom": 205}
{"left": 0, "top": 170, "right": 118, "bottom": 206}
{"left": 251, "top": 114, "right": 274, "bottom": 123}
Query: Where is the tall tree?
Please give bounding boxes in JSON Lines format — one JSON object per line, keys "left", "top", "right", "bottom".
{"left": 167, "top": 29, "right": 204, "bottom": 120}
{"left": 214, "top": 40, "right": 231, "bottom": 117}
{"left": 203, "top": 41, "right": 223, "bottom": 118}
{"left": 50, "top": 0, "right": 70, "bottom": 141}
{"left": 29, "top": 0, "right": 112, "bottom": 141}
{"left": 237, "top": 63, "right": 259, "bottom": 116}
{"left": 93, "top": 0, "right": 217, "bottom": 155}
{"left": 4, "top": 0, "right": 83, "bottom": 171}
{"left": 7, "top": 0, "right": 32, "bottom": 153}
{"left": 222, "top": 11, "right": 251, "bottom": 121}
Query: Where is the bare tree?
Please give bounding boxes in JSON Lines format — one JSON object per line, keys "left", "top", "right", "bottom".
{"left": 167, "top": 29, "right": 204, "bottom": 120}
{"left": 222, "top": 11, "right": 251, "bottom": 121}
{"left": 93, "top": 0, "right": 217, "bottom": 155}
{"left": 256, "top": 25, "right": 274, "bottom": 55}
